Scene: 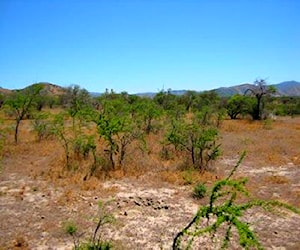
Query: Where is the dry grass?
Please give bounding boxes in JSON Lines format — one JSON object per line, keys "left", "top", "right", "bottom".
{"left": 159, "top": 169, "right": 219, "bottom": 186}
{"left": 1, "top": 114, "right": 299, "bottom": 190}
{"left": 220, "top": 117, "right": 300, "bottom": 167}
{"left": 264, "top": 175, "right": 289, "bottom": 184}
{"left": 1, "top": 113, "right": 300, "bottom": 249}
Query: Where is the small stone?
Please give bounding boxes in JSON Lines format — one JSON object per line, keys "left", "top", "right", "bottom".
{"left": 41, "top": 231, "right": 48, "bottom": 238}
{"left": 134, "top": 201, "right": 141, "bottom": 206}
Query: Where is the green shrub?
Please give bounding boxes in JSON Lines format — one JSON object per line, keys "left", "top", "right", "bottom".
{"left": 182, "top": 169, "right": 194, "bottom": 185}
{"left": 32, "top": 112, "right": 52, "bottom": 142}
{"left": 173, "top": 152, "right": 300, "bottom": 249}
{"left": 65, "top": 201, "right": 115, "bottom": 250}
{"left": 192, "top": 183, "right": 206, "bottom": 199}
{"left": 64, "top": 221, "right": 78, "bottom": 236}
{"left": 77, "top": 240, "right": 113, "bottom": 250}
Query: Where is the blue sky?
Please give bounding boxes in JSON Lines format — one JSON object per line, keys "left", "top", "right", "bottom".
{"left": 0, "top": 0, "right": 299, "bottom": 94}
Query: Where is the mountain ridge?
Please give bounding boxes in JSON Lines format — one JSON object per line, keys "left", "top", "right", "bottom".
{"left": 1, "top": 81, "right": 300, "bottom": 97}
{"left": 213, "top": 81, "right": 300, "bottom": 97}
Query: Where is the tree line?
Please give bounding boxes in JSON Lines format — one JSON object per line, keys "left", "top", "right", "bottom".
{"left": 1, "top": 80, "right": 299, "bottom": 177}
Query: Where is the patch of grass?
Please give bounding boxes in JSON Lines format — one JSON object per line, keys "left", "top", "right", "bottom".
{"left": 64, "top": 220, "right": 78, "bottom": 235}
{"left": 182, "top": 169, "right": 194, "bottom": 185}
{"left": 262, "top": 118, "right": 273, "bottom": 130}
{"left": 265, "top": 175, "right": 289, "bottom": 184}
{"left": 192, "top": 183, "right": 207, "bottom": 199}
{"left": 76, "top": 240, "right": 113, "bottom": 250}
{"left": 221, "top": 117, "right": 300, "bottom": 167}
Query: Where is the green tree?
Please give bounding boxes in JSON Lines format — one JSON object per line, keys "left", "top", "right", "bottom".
{"left": 60, "top": 85, "right": 93, "bottom": 132}
{"left": 50, "top": 113, "right": 73, "bottom": 168}
{"left": 179, "top": 91, "right": 197, "bottom": 112}
{"left": 93, "top": 97, "right": 142, "bottom": 170}
{"left": 5, "top": 84, "right": 44, "bottom": 143}
{"left": 191, "top": 91, "right": 220, "bottom": 112}
{"left": 167, "top": 116, "right": 220, "bottom": 172}
{"left": 244, "top": 79, "right": 276, "bottom": 120}
{"left": 226, "top": 94, "right": 250, "bottom": 119}
{"left": 31, "top": 112, "right": 51, "bottom": 142}
{"left": 154, "top": 89, "right": 183, "bottom": 114}
{"left": 134, "top": 98, "right": 162, "bottom": 134}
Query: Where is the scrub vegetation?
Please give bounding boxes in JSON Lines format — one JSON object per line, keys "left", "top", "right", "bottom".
{"left": 0, "top": 80, "right": 299, "bottom": 249}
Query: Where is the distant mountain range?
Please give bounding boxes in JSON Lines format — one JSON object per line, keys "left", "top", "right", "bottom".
{"left": 0, "top": 82, "right": 66, "bottom": 96}
{"left": 137, "top": 81, "right": 300, "bottom": 97}
{"left": 1, "top": 81, "right": 300, "bottom": 97}
{"left": 213, "top": 81, "right": 300, "bottom": 97}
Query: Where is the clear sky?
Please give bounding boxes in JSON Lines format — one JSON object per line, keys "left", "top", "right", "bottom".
{"left": 0, "top": 0, "right": 299, "bottom": 94}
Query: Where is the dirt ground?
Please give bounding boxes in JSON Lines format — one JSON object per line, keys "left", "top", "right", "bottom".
{"left": 0, "top": 117, "right": 300, "bottom": 249}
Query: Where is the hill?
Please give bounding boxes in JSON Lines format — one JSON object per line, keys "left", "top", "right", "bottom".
{"left": 213, "top": 81, "right": 300, "bottom": 97}
{"left": 0, "top": 82, "right": 66, "bottom": 97}
{"left": 1, "top": 81, "right": 300, "bottom": 98}
{"left": 213, "top": 84, "right": 253, "bottom": 97}
{"left": 274, "top": 81, "right": 300, "bottom": 96}
{"left": 26, "top": 82, "right": 66, "bottom": 96}
{"left": 0, "top": 87, "right": 12, "bottom": 95}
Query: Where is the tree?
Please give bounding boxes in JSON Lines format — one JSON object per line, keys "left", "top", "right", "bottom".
{"left": 192, "top": 91, "right": 220, "bottom": 112}
{"left": 5, "top": 84, "right": 43, "bottom": 143}
{"left": 154, "top": 90, "right": 181, "bottom": 111}
{"left": 226, "top": 94, "right": 250, "bottom": 119}
{"left": 93, "top": 97, "right": 142, "bottom": 170}
{"left": 167, "top": 115, "right": 220, "bottom": 172}
{"left": 134, "top": 98, "right": 162, "bottom": 134}
{"left": 0, "top": 93, "right": 5, "bottom": 109}
{"left": 244, "top": 79, "right": 276, "bottom": 120}
{"left": 50, "top": 113, "right": 72, "bottom": 168}
{"left": 179, "top": 91, "right": 197, "bottom": 112}
{"left": 60, "top": 85, "right": 93, "bottom": 133}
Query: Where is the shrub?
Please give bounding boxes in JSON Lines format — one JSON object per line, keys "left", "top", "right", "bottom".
{"left": 182, "top": 169, "right": 194, "bottom": 185}
{"left": 192, "top": 183, "right": 207, "bottom": 199}
{"left": 173, "top": 152, "right": 300, "bottom": 249}
{"left": 32, "top": 112, "right": 52, "bottom": 142}
{"left": 65, "top": 201, "right": 115, "bottom": 250}
{"left": 63, "top": 220, "right": 80, "bottom": 249}
{"left": 166, "top": 116, "right": 220, "bottom": 172}
{"left": 77, "top": 240, "right": 113, "bottom": 250}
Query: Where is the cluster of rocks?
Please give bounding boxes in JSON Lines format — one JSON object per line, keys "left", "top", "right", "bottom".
{"left": 116, "top": 196, "right": 170, "bottom": 212}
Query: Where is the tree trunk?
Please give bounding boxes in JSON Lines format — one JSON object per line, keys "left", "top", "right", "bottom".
{"left": 110, "top": 151, "right": 115, "bottom": 170}
{"left": 15, "top": 119, "right": 21, "bottom": 143}
{"left": 191, "top": 146, "right": 195, "bottom": 165}
{"left": 255, "top": 96, "right": 262, "bottom": 120}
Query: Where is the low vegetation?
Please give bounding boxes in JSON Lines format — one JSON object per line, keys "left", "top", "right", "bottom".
{"left": 64, "top": 201, "right": 115, "bottom": 250}
{"left": 173, "top": 153, "right": 300, "bottom": 249}
{"left": 0, "top": 80, "right": 299, "bottom": 248}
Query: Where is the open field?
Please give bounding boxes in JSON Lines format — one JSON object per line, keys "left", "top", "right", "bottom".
{"left": 0, "top": 116, "right": 300, "bottom": 249}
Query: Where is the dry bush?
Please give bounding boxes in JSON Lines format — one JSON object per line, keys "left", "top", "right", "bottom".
{"left": 159, "top": 168, "right": 219, "bottom": 186}
{"left": 1, "top": 109, "right": 299, "bottom": 193}
{"left": 12, "top": 236, "right": 29, "bottom": 249}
